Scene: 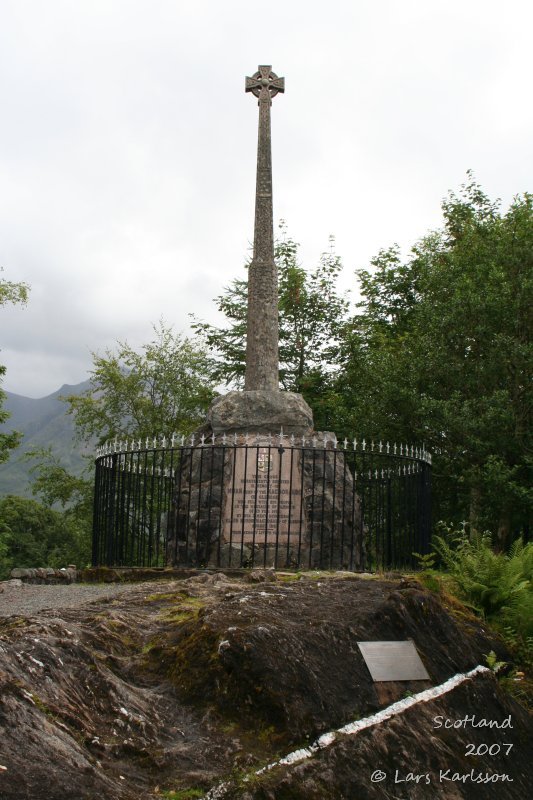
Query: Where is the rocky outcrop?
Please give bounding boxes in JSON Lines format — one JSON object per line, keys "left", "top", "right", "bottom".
{"left": 217, "top": 670, "right": 531, "bottom": 799}
{"left": 0, "top": 573, "right": 531, "bottom": 800}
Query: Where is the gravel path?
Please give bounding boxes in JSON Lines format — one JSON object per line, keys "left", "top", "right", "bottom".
{"left": 0, "top": 581, "right": 140, "bottom": 617}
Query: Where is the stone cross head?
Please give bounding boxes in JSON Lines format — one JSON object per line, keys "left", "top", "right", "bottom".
{"left": 245, "top": 65, "right": 285, "bottom": 105}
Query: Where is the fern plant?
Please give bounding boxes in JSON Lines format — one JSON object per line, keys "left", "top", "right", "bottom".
{"left": 485, "top": 650, "right": 507, "bottom": 674}
{"left": 432, "top": 529, "right": 533, "bottom": 625}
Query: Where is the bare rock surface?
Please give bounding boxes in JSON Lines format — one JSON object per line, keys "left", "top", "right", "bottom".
{"left": 218, "top": 671, "right": 531, "bottom": 800}
{"left": 0, "top": 573, "right": 531, "bottom": 800}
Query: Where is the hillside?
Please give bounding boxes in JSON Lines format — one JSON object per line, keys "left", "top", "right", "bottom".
{"left": 0, "top": 380, "right": 93, "bottom": 497}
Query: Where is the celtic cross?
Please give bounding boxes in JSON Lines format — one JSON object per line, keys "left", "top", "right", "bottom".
{"left": 245, "top": 66, "right": 285, "bottom": 105}
{"left": 244, "top": 66, "right": 285, "bottom": 392}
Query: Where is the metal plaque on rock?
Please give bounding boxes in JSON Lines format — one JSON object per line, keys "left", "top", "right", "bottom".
{"left": 222, "top": 446, "right": 305, "bottom": 545}
{"left": 357, "top": 641, "right": 430, "bottom": 682}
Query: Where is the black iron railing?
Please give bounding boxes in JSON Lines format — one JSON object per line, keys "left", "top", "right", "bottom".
{"left": 93, "top": 433, "right": 431, "bottom": 571}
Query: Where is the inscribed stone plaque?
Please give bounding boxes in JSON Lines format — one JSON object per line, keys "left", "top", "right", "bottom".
{"left": 357, "top": 641, "right": 430, "bottom": 682}
{"left": 222, "top": 446, "right": 304, "bottom": 545}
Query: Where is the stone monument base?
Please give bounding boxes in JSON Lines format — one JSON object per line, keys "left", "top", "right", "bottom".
{"left": 206, "top": 390, "right": 314, "bottom": 436}
{"left": 169, "top": 391, "right": 363, "bottom": 570}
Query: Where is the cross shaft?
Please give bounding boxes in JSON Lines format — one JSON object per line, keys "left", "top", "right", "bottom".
{"left": 244, "top": 66, "right": 285, "bottom": 392}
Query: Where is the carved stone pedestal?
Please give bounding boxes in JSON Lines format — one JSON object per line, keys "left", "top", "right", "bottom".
{"left": 170, "top": 392, "right": 363, "bottom": 570}
{"left": 207, "top": 390, "right": 313, "bottom": 435}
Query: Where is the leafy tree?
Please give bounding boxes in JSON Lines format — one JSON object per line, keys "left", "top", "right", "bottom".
{"left": 0, "top": 448, "right": 95, "bottom": 578}
{"left": 192, "top": 225, "right": 350, "bottom": 429}
{"left": 28, "top": 447, "right": 93, "bottom": 560}
{"left": 0, "top": 269, "right": 29, "bottom": 307}
{"left": 64, "top": 321, "right": 216, "bottom": 445}
{"left": 337, "top": 175, "right": 532, "bottom": 545}
{"left": 0, "top": 495, "right": 88, "bottom": 579}
{"left": 0, "top": 268, "right": 30, "bottom": 463}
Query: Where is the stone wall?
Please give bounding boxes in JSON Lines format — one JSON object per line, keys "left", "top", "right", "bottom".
{"left": 8, "top": 566, "right": 78, "bottom": 584}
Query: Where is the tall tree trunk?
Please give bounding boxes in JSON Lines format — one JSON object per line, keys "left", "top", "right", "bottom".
{"left": 496, "top": 509, "right": 512, "bottom": 552}
{"left": 469, "top": 486, "right": 482, "bottom": 538}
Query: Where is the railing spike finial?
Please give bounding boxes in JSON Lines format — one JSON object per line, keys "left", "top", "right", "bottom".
{"left": 343, "top": 437, "right": 348, "bottom": 450}
{"left": 200, "top": 433, "right": 206, "bottom": 446}
{"left": 211, "top": 432, "right": 216, "bottom": 445}
{"left": 386, "top": 441, "right": 390, "bottom": 453}
{"left": 379, "top": 440, "right": 383, "bottom": 452}
{"left": 353, "top": 437, "right": 357, "bottom": 451}
{"left": 290, "top": 433, "right": 295, "bottom": 447}
{"left": 222, "top": 432, "right": 227, "bottom": 446}
{"left": 362, "top": 438, "right": 366, "bottom": 451}
{"left": 180, "top": 434, "right": 185, "bottom": 447}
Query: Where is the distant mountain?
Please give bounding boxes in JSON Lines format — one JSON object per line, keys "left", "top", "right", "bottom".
{"left": 0, "top": 380, "right": 93, "bottom": 498}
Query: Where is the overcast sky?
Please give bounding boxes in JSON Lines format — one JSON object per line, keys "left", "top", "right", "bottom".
{"left": 1, "top": 0, "right": 531, "bottom": 398}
